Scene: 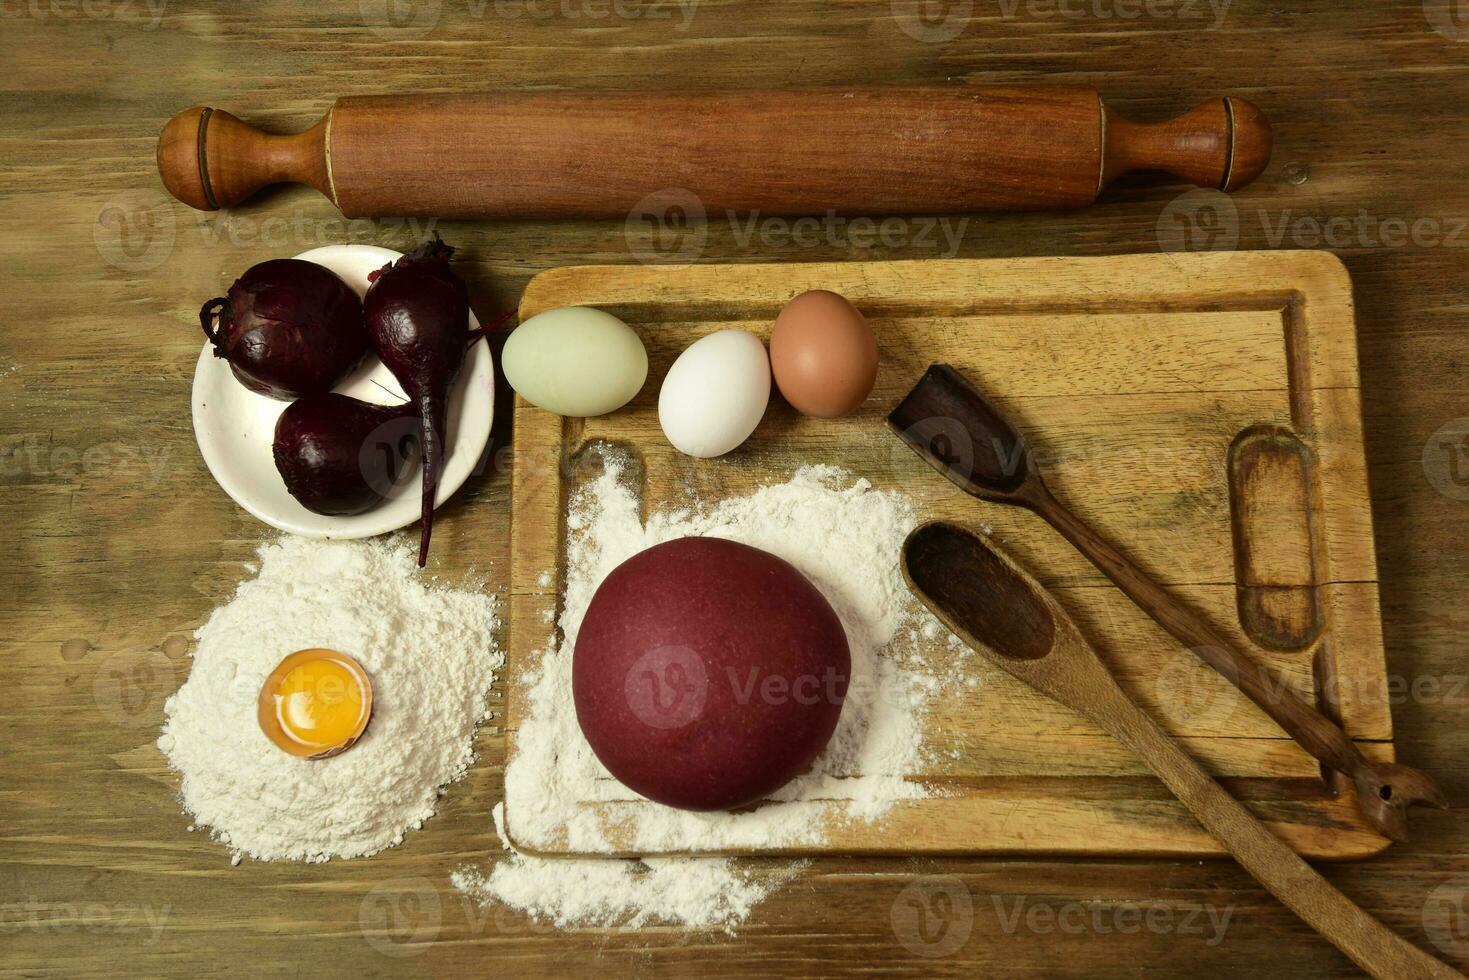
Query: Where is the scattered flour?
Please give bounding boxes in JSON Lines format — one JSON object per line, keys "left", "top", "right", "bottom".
{"left": 453, "top": 804, "right": 804, "bottom": 932}
{"left": 460, "top": 456, "right": 974, "bottom": 929}
{"left": 157, "top": 535, "right": 502, "bottom": 863}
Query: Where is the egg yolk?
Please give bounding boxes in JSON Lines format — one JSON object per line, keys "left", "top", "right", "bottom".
{"left": 273, "top": 658, "right": 367, "bottom": 751}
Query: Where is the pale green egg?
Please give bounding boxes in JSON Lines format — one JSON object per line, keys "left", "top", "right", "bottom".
{"left": 502, "top": 307, "right": 648, "bottom": 417}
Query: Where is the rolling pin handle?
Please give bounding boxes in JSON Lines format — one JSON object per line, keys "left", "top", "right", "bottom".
{"left": 1222, "top": 97, "right": 1273, "bottom": 191}
{"left": 1101, "top": 96, "right": 1272, "bottom": 193}
{"left": 157, "top": 106, "right": 332, "bottom": 211}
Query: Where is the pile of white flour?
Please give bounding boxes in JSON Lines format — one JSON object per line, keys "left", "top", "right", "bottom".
{"left": 457, "top": 457, "right": 972, "bottom": 929}
{"left": 157, "top": 536, "right": 502, "bottom": 863}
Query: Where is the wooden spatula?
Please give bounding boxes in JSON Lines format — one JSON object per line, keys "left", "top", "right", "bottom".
{"left": 902, "top": 521, "right": 1460, "bottom": 979}
{"left": 888, "top": 363, "right": 1445, "bottom": 842}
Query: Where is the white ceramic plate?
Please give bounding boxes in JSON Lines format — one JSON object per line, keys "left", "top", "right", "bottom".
{"left": 192, "top": 244, "right": 492, "bottom": 539}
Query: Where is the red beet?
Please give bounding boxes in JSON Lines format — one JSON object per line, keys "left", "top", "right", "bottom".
{"left": 573, "top": 537, "right": 850, "bottom": 811}
{"left": 363, "top": 236, "right": 473, "bottom": 566}
{"left": 200, "top": 259, "right": 368, "bottom": 400}
{"left": 273, "top": 393, "right": 418, "bottom": 516}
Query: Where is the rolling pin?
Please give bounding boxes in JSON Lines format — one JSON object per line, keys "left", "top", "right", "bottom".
{"left": 156, "top": 89, "right": 1271, "bottom": 219}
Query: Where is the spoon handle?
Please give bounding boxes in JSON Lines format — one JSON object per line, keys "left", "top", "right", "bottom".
{"left": 1083, "top": 668, "right": 1460, "bottom": 979}
{"left": 900, "top": 520, "right": 1456, "bottom": 978}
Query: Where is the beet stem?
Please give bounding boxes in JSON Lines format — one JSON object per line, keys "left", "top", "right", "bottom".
{"left": 467, "top": 309, "right": 516, "bottom": 343}
{"left": 411, "top": 231, "right": 454, "bottom": 264}
{"left": 417, "top": 394, "right": 441, "bottom": 568}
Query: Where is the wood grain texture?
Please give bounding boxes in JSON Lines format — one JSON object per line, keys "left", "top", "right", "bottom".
{"left": 508, "top": 252, "right": 1395, "bottom": 857}
{"left": 5, "top": 1, "right": 1469, "bottom": 977}
{"left": 157, "top": 88, "right": 1271, "bottom": 219}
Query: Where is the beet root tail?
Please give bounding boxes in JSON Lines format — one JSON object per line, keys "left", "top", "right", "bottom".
{"left": 417, "top": 396, "right": 442, "bottom": 567}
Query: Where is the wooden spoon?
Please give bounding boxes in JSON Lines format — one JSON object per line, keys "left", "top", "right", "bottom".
{"left": 902, "top": 521, "right": 1460, "bottom": 979}
{"left": 888, "top": 363, "right": 1445, "bottom": 842}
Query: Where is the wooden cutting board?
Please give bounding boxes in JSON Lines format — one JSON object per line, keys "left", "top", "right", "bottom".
{"left": 507, "top": 251, "right": 1394, "bottom": 859}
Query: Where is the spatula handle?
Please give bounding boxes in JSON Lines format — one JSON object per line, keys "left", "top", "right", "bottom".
{"left": 1089, "top": 675, "right": 1460, "bottom": 979}
{"left": 1032, "top": 485, "right": 1357, "bottom": 768}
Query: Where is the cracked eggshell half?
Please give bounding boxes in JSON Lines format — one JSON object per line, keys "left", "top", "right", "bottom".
{"left": 658, "top": 329, "right": 771, "bottom": 458}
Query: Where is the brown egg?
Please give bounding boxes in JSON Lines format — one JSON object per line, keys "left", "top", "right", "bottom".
{"left": 770, "top": 290, "right": 878, "bottom": 418}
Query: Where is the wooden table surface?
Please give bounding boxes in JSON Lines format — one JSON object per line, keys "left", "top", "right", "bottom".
{"left": 3, "top": 2, "right": 1467, "bottom": 977}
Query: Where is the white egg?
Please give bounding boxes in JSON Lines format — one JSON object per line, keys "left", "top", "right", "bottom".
{"left": 658, "top": 330, "right": 771, "bottom": 458}
{"left": 502, "top": 307, "right": 648, "bottom": 417}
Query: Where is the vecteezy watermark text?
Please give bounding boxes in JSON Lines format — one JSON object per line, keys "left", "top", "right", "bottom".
{"left": 624, "top": 188, "right": 970, "bottom": 263}
{"left": 622, "top": 650, "right": 853, "bottom": 731}
{"left": 192, "top": 212, "right": 441, "bottom": 251}
{"left": 93, "top": 191, "right": 442, "bottom": 273}
{"left": 1257, "top": 210, "right": 1469, "bottom": 250}
{"left": 889, "top": 875, "right": 1233, "bottom": 958}
{"left": 1158, "top": 189, "right": 1469, "bottom": 266}
{"left": 0, "top": 899, "right": 171, "bottom": 944}
{"left": 0, "top": 0, "right": 166, "bottom": 28}
{"left": 995, "top": 0, "right": 1231, "bottom": 23}
{"left": 892, "top": 0, "right": 1229, "bottom": 43}
{"left": 360, "top": 0, "right": 698, "bottom": 39}
{"left": 359, "top": 875, "right": 564, "bottom": 956}
{"left": 728, "top": 212, "right": 968, "bottom": 255}
{"left": 991, "top": 895, "right": 1233, "bottom": 945}
{"left": 1, "top": 436, "right": 174, "bottom": 486}
{"left": 487, "top": 0, "right": 698, "bottom": 26}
